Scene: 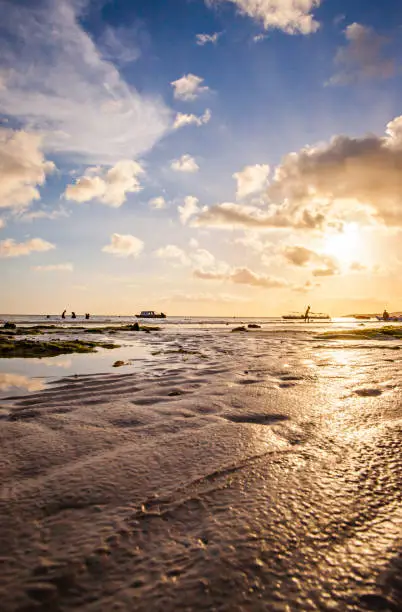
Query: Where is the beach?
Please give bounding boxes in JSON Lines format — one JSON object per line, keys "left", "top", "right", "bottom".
{"left": 0, "top": 318, "right": 401, "bottom": 611}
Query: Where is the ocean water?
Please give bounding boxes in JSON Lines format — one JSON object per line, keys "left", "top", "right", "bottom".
{"left": 0, "top": 312, "right": 362, "bottom": 330}
{"left": 0, "top": 314, "right": 399, "bottom": 398}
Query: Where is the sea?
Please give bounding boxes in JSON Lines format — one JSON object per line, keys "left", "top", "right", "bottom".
{"left": 0, "top": 313, "right": 396, "bottom": 398}
{"left": 0, "top": 313, "right": 357, "bottom": 330}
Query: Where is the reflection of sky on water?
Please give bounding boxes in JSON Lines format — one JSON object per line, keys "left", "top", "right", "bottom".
{"left": 0, "top": 373, "right": 45, "bottom": 393}
{"left": 23, "top": 357, "right": 73, "bottom": 369}
{"left": 0, "top": 343, "right": 153, "bottom": 398}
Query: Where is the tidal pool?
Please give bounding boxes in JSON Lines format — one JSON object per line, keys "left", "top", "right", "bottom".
{"left": 0, "top": 342, "right": 153, "bottom": 398}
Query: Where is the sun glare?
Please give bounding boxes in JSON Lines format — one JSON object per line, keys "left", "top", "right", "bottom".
{"left": 323, "top": 223, "right": 363, "bottom": 264}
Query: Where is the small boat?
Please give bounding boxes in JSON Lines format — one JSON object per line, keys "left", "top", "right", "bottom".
{"left": 282, "top": 312, "right": 330, "bottom": 320}
{"left": 135, "top": 310, "right": 166, "bottom": 319}
{"left": 376, "top": 316, "right": 402, "bottom": 322}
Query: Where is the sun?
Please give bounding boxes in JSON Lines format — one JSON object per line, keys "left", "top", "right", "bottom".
{"left": 323, "top": 223, "right": 363, "bottom": 264}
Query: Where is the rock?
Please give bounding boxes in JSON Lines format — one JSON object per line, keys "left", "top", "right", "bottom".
{"left": 3, "top": 322, "right": 16, "bottom": 330}
{"left": 128, "top": 322, "right": 140, "bottom": 331}
{"left": 247, "top": 324, "right": 261, "bottom": 329}
{"left": 231, "top": 326, "right": 248, "bottom": 332}
{"left": 113, "top": 360, "right": 126, "bottom": 367}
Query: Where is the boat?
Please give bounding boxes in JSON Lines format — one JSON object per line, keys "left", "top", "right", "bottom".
{"left": 282, "top": 312, "right": 330, "bottom": 320}
{"left": 135, "top": 311, "right": 166, "bottom": 319}
{"left": 376, "top": 316, "right": 402, "bottom": 322}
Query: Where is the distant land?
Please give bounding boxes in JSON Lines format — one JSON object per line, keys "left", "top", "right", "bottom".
{"left": 345, "top": 312, "right": 402, "bottom": 318}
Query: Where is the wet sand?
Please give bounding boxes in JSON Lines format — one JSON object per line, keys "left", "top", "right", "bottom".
{"left": 0, "top": 327, "right": 401, "bottom": 611}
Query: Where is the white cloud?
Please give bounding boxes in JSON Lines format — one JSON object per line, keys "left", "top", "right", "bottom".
{"left": 154, "top": 244, "right": 190, "bottom": 266}
{"left": 102, "top": 233, "right": 144, "bottom": 258}
{"left": 193, "top": 269, "right": 224, "bottom": 280}
{"left": 0, "top": 0, "right": 170, "bottom": 164}
{"left": 65, "top": 160, "right": 144, "bottom": 207}
{"left": 149, "top": 196, "right": 167, "bottom": 209}
{"left": 173, "top": 109, "right": 211, "bottom": 130}
{"left": 329, "top": 23, "right": 395, "bottom": 85}
{"left": 196, "top": 114, "right": 402, "bottom": 231}
{"left": 161, "top": 291, "right": 250, "bottom": 304}
{"left": 282, "top": 245, "right": 339, "bottom": 276}
{"left": 18, "top": 207, "right": 69, "bottom": 222}
{"left": 32, "top": 263, "right": 73, "bottom": 272}
{"left": 0, "top": 237, "right": 55, "bottom": 258}
{"left": 154, "top": 241, "right": 224, "bottom": 278}
{"left": 312, "top": 264, "right": 339, "bottom": 277}
{"left": 207, "top": 0, "right": 321, "bottom": 34}
{"left": 171, "top": 74, "right": 209, "bottom": 101}
{"left": 191, "top": 248, "right": 217, "bottom": 269}
{"left": 253, "top": 33, "right": 268, "bottom": 42}
{"left": 267, "top": 115, "right": 402, "bottom": 228}
{"left": 98, "top": 25, "right": 141, "bottom": 65}
{"left": 155, "top": 239, "right": 280, "bottom": 290}
{"left": 233, "top": 232, "right": 272, "bottom": 253}
{"left": 293, "top": 279, "right": 320, "bottom": 293}
{"left": 171, "top": 155, "right": 199, "bottom": 173}
{"left": 334, "top": 14, "right": 346, "bottom": 27}
{"left": 282, "top": 245, "right": 321, "bottom": 266}
{"left": 196, "top": 32, "right": 222, "bottom": 45}
{"left": 350, "top": 261, "right": 367, "bottom": 272}
{"left": 178, "top": 196, "right": 201, "bottom": 224}
{"left": 195, "top": 202, "right": 324, "bottom": 230}
{"left": 194, "top": 265, "right": 288, "bottom": 288}
{"left": 230, "top": 267, "right": 288, "bottom": 288}
{"left": 233, "top": 164, "right": 270, "bottom": 199}
{"left": 0, "top": 128, "right": 55, "bottom": 210}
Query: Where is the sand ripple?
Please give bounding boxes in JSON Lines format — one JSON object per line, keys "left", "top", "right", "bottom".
{"left": 0, "top": 330, "right": 401, "bottom": 610}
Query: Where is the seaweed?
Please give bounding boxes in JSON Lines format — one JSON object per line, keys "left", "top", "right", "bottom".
{"left": 0, "top": 337, "right": 120, "bottom": 358}
{"left": 317, "top": 326, "right": 402, "bottom": 340}
{"left": 83, "top": 324, "right": 161, "bottom": 333}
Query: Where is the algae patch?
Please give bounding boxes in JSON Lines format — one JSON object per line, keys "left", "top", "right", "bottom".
{"left": 0, "top": 337, "right": 120, "bottom": 358}
{"left": 84, "top": 324, "right": 161, "bottom": 333}
{"left": 317, "top": 326, "right": 402, "bottom": 341}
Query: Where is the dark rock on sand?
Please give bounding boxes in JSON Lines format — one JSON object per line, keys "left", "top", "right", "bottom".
{"left": 231, "top": 326, "right": 248, "bottom": 332}
{"left": 3, "top": 322, "right": 16, "bottom": 330}
{"left": 247, "top": 324, "right": 261, "bottom": 329}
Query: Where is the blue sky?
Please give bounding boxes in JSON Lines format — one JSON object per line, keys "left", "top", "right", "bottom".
{"left": 1, "top": 0, "right": 402, "bottom": 315}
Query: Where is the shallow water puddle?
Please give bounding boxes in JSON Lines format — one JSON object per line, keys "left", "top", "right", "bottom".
{"left": 0, "top": 342, "right": 153, "bottom": 398}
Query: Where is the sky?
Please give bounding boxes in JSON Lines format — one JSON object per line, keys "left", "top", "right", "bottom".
{"left": 1, "top": 0, "right": 402, "bottom": 316}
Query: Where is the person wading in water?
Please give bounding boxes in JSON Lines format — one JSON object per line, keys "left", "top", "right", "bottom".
{"left": 304, "top": 305, "right": 311, "bottom": 322}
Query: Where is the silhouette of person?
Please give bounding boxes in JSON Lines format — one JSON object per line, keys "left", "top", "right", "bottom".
{"left": 71, "top": 312, "right": 77, "bottom": 319}
{"left": 85, "top": 313, "right": 90, "bottom": 320}
{"left": 383, "top": 309, "right": 389, "bottom": 321}
{"left": 61, "top": 309, "right": 66, "bottom": 319}
{"left": 304, "top": 305, "right": 311, "bottom": 322}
